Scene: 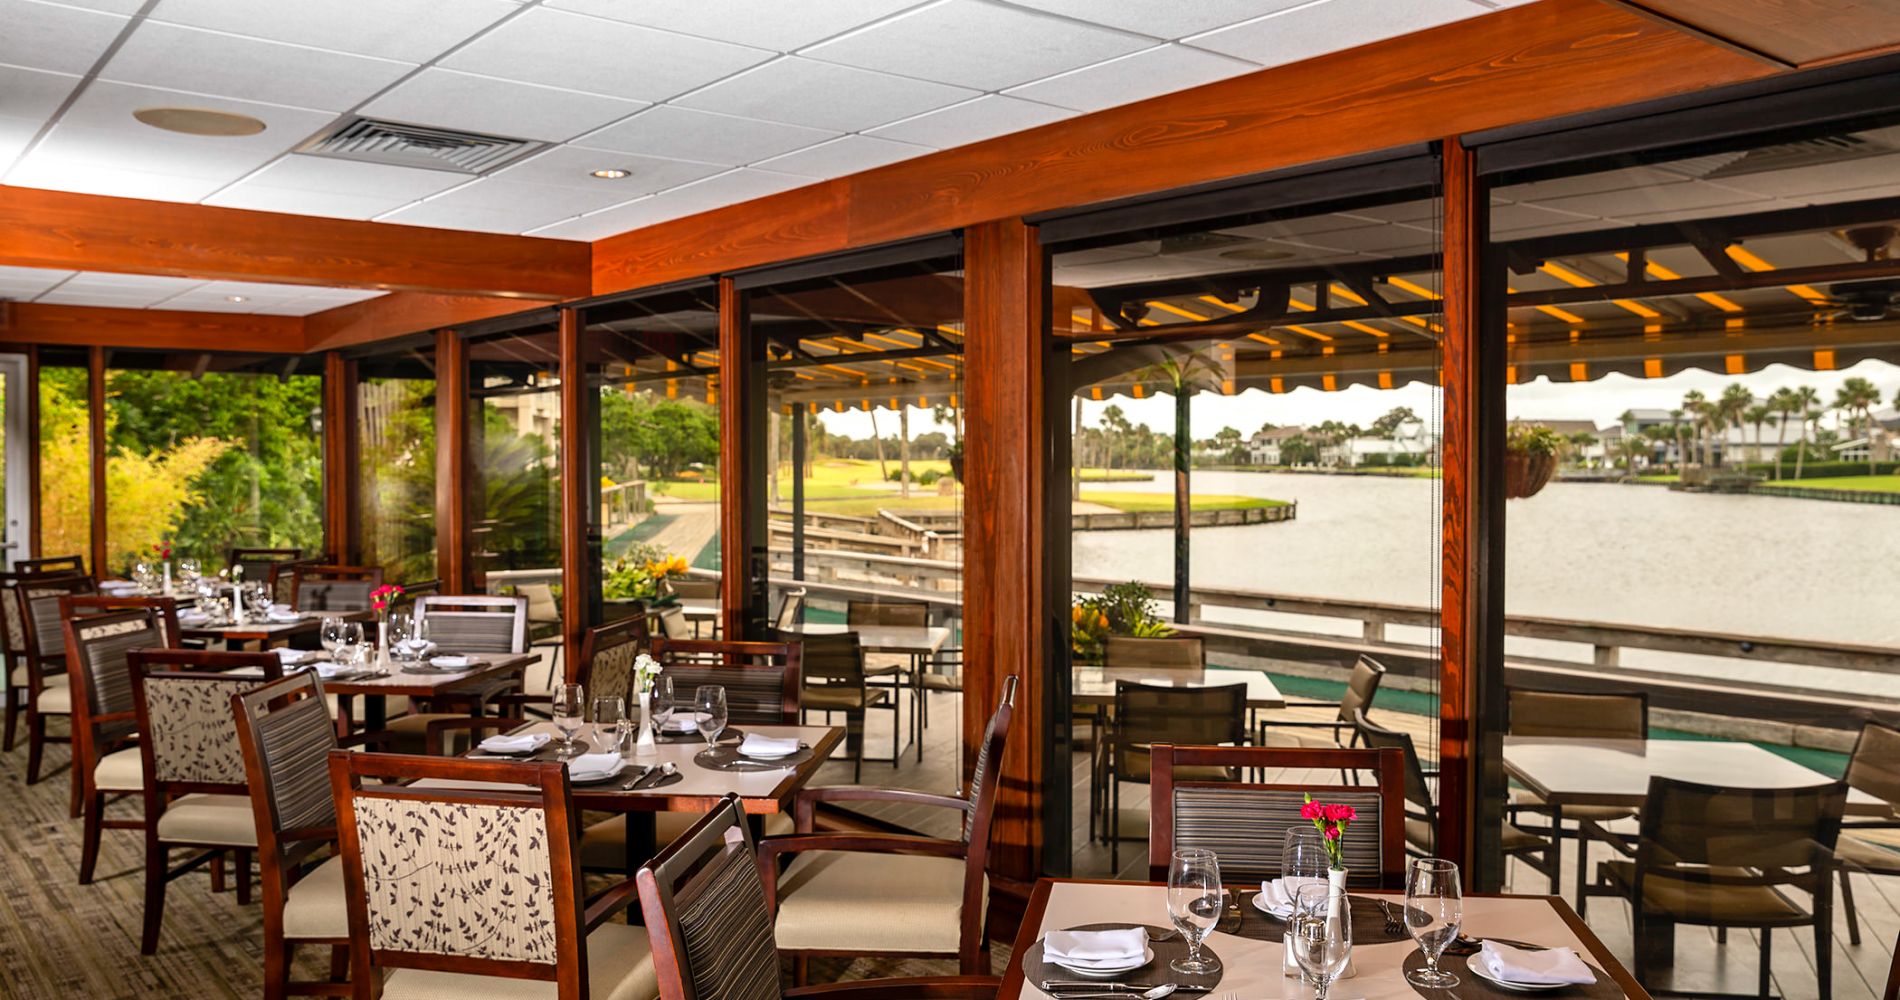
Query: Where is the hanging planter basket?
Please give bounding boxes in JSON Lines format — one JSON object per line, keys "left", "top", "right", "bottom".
{"left": 1504, "top": 450, "right": 1557, "bottom": 499}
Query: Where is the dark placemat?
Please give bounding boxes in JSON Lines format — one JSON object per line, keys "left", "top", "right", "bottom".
{"left": 1021, "top": 923, "right": 1223, "bottom": 995}
{"left": 693, "top": 744, "right": 814, "bottom": 772}
{"left": 584, "top": 766, "right": 685, "bottom": 792}
{"left": 656, "top": 726, "right": 745, "bottom": 745}
{"left": 1224, "top": 891, "right": 1411, "bottom": 946}
{"left": 1402, "top": 940, "right": 1621, "bottom": 999}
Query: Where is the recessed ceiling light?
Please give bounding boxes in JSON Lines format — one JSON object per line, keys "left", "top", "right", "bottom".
{"left": 590, "top": 168, "right": 630, "bottom": 180}
{"left": 133, "top": 107, "right": 267, "bottom": 137}
{"left": 226, "top": 295, "right": 248, "bottom": 303}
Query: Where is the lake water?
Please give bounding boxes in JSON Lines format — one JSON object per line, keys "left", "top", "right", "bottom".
{"left": 1071, "top": 470, "right": 1900, "bottom": 696}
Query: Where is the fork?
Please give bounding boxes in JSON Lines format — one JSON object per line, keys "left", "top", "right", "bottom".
{"left": 1377, "top": 898, "right": 1404, "bottom": 937}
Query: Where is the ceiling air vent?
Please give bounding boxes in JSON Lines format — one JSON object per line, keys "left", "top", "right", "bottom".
{"left": 1157, "top": 231, "right": 1254, "bottom": 255}
{"left": 1673, "top": 135, "right": 1888, "bottom": 180}
{"left": 296, "top": 117, "right": 543, "bottom": 174}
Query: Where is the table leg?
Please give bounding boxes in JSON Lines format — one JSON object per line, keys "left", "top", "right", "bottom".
{"left": 365, "top": 695, "right": 388, "bottom": 733}
{"left": 1548, "top": 803, "right": 1564, "bottom": 896}
{"left": 1636, "top": 916, "right": 1675, "bottom": 972}
{"left": 624, "top": 812, "right": 657, "bottom": 877}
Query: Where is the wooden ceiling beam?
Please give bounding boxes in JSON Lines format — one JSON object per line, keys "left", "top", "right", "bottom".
{"left": 302, "top": 292, "right": 539, "bottom": 352}
{"left": 0, "top": 301, "right": 301, "bottom": 352}
{"left": 0, "top": 185, "right": 590, "bottom": 299}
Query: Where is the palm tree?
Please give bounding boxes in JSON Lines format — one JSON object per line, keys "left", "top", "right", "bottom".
{"left": 1718, "top": 384, "right": 1754, "bottom": 467}
{"left": 1743, "top": 403, "right": 1771, "bottom": 468}
{"left": 1792, "top": 386, "right": 1822, "bottom": 480}
{"left": 1834, "top": 377, "right": 1882, "bottom": 473}
{"left": 1767, "top": 387, "right": 1798, "bottom": 479}
{"left": 1668, "top": 408, "right": 1686, "bottom": 471}
{"left": 1681, "top": 391, "right": 1708, "bottom": 465}
{"left": 1137, "top": 351, "right": 1223, "bottom": 624}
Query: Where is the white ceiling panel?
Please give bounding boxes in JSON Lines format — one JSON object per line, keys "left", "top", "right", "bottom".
{"left": 203, "top": 155, "right": 470, "bottom": 219}
{"left": 867, "top": 95, "right": 1073, "bottom": 148}
{"left": 754, "top": 134, "right": 932, "bottom": 179}
{"left": 51, "top": 79, "right": 333, "bottom": 138}
{"left": 803, "top": 0, "right": 1152, "bottom": 92}
{"left": 528, "top": 168, "right": 808, "bottom": 240}
{"left": 379, "top": 177, "right": 640, "bottom": 234}
{"left": 0, "top": 65, "right": 84, "bottom": 173}
{"left": 1003, "top": 0, "right": 1312, "bottom": 40}
{"left": 145, "top": 0, "right": 518, "bottom": 63}
{"left": 99, "top": 21, "right": 416, "bottom": 111}
{"left": 36, "top": 271, "right": 209, "bottom": 307}
{"left": 1, "top": 0, "right": 128, "bottom": 75}
{"left": 492, "top": 144, "right": 726, "bottom": 194}
{"left": 580, "top": 105, "right": 836, "bottom": 166}
{"left": 544, "top": 0, "right": 925, "bottom": 52}
{"left": 0, "top": 265, "right": 76, "bottom": 299}
{"left": 1185, "top": 0, "right": 1491, "bottom": 68}
{"left": 361, "top": 69, "right": 647, "bottom": 143}
{"left": 676, "top": 57, "right": 977, "bottom": 133}
{"left": 1004, "top": 44, "right": 1257, "bottom": 113}
{"left": 48, "top": 0, "right": 144, "bottom": 11}
{"left": 6, "top": 156, "right": 226, "bottom": 202}
{"left": 440, "top": 7, "right": 774, "bottom": 103}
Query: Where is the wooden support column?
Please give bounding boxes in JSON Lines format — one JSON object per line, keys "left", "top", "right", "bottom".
{"left": 558, "top": 308, "right": 588, "bottom": 679}
{"left": 963, "top": 218, "right": 1048, "bottom": 883}
{"left": 434, "top": 330, "right": 468, "bottom": 594}
{"left": 322, "top": 351, "right": 357, "bottom": 563}
{"left": 716, "top": 278, "right": 751, "bottom": 641}
{"left": 26, "top": 346, "right": 40, "bottom": 558}
{"left": 86, "top": 346, "right": 107, "bottom": 577}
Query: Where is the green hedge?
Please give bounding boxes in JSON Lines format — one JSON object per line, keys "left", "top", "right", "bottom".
{"left": 1741, "top": 461, "right": 1900, "bottom": 480}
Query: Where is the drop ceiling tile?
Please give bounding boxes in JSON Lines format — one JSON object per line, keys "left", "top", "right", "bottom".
{"left": 867, "top": 95, "right": 1072, "bottom": 148}
{"left": 146, "top": 0, "right": 518, "bottom": 63}
{"left": 1003, "top": 43, "right": 1256, "bottom": 113}
{"left": 528, "top": 167, "right": 807, "bottom": 240}
{"left": 544, "top": 0, "right": 923, "bottom": 52}
{"left": 99, "top": 21, "right": 415, "bottom": 111}
{"left": 803, "top": 0, "right": 1152, "bottom": 91}
{"left": 379, "top": 176, "right": 639, "bottom": 233}
{"left": 361, "top": 69, "right": 646, "bottom": 143}
{"left": 204, "top": 156, "right": 470, "bottom": 219}
{"left": 1185, "top": 0, "right": 1490, "bottom": 68}
{"left": 0, "top": 266, "right": 76, "bottom": 298}
{"left": 440, "top": 7, "right": 774, "bottom": 102}
{"left": 492, "top": 144, "right": 726, "bottom": 194}
{"left": 56, "top": 0, "right": 145, "bottom": 11}
{"left": 0, "top": 64, "right": 85, "bottom": 120}
{"left": 676, "top": 57, "right": 976, "bottom": 133}
{"left": 754, "top": 134, "right": 931, "bottom": 179}
{"left": 55, "top": 79, "right": 333, "bottom": 138}
{"left": 35, "top": 271, "right": 208, "bottom": 307}
{"left": 0, "top": 118, "right": 41, "bottom": 176}
{"left": 580, "top": 105, "right": 836, "bottom": 166}
{"left": 6, "top": 157, "right": 224, "bottom": 202}
{"left": 1002, "top": 0, "right": 1312, "bottom": 39}
{"left": 2, "top": 0, "right": 126, "bottom": 75}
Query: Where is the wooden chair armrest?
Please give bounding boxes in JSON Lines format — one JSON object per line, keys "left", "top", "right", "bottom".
{"left": 583, "top": 877, "right": 643, "bottom": 932}
{"left": 279, "top": 824, "right": 339, "bottom": 844}
{"left": 1577, "top": 818, "right": 1635, "bottom": 857}
{"left": 1278, "top": 700, "right": 1343, "bottom": 710}
{"left": 785, "top": 976, "right": 1000, "bottom": 999}
{"left": 93, "top": 710, "right": 138, "bottom": 725}
{"left": 794, "top": 785, "right": 967, "bottom": 831}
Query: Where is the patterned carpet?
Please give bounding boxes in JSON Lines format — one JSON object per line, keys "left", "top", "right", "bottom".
{"left": 0, "top": 744, "right": 990, "bottom": 998}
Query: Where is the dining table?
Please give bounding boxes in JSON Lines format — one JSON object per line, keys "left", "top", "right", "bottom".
{"left": 180, "top": 609, "right": 369, "bottom": 647}
{"left": 1001, "top": 878, "right": 1650, "bottom": 999}
{"left": 323, "top": 652, "right": 538, "bottom": 732}
{"left": 789, "top": 622, "right": 953, "bottom": 763}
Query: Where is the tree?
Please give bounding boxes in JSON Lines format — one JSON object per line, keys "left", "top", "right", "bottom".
{"left": 1567, "top": 431, "right": 1598, "bottom": 468}
{"left": 1099, "top": 405, "right": 1130, "bottom": 471}
{"left": 1616, "top": 433, "right": 1650, "bottom": 476}
{"left": 1718, "top": 384, "right": 1754, "bottom": 467}
{"left": 1792, "top": 385, "right": 1822, "bottom": 480}
{"left": 1370, "top": 406, "right": 1418, "bottom": 439}
{"left": 1767, "top": 387, "right": 1798, "bottom": 480}
{"left": 1681, "top": 390, "right": 1708, "bottom": 465}
{"left": 1834, "top": 377, "right": 1882, "bottom": 473}
{"left": 1136, "top": 351, "right": 1223, "bottom": 625}
{"left": 1743, "top": 403, "right": 1771, "bottom": 468}
{"left": 1667, "top": 407, "right": 1686, "bottom": 470}
{"left": 1211, "top": 426, "right": 1245, "bottom": 465}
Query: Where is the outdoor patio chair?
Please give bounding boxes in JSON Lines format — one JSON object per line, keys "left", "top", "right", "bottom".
{"left": 788, "top": 629, "right": 891, "bottom": 783}
{"left": 775, "top": 587, "right": 806, "bottom": 629}
{"left": 1103, "top": 634, "right": 1203, "bottom": 672}
{"left": 1148, "top": 743, "right": 1407, "bottom": 888}
{"left": 1103, "top": 679, "right": 1247, "bottom": 872}
{"left": 1256, "top": 653, "right": 1385, "bottom": 752}
{"left": 639, "top": 794, "right": 1000, "bottom": 1000}
{"left": 64, "top": 607, "right": 176, "bottom": 880}
{"left": 327, "top": 751, "right": 657, "bottom": 999}
{"left": 16, "top": 573, "right": 94, "bottom": 787}
{"left": 1831, "top": 720, "right": 1900, "bottom": 946}
{"left": 762, "top": 676, "right": 1015, "bottom": 980}
{"left": 1508, "top": 686, "right": 1648, "bottom": 895}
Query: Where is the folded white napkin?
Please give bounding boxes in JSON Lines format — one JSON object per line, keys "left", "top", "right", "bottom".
{"left": 660, "top": 716, "right": 698, "bottom": 734}
{"left": 1257, "top": 875, "right": 1327, "bottom": 914}
{"left": 311, "top": 662, "right": 354, "bottom": 678}
{"left": 1479, "top": 941, "right": 1596, "bottom": 986}
{"left": 738, "top": 733, "right": 800, "bottom": 757}
{"left": 268, "top": 603, "right": 294, "bottom": 614}
{"left": 102, "top": 582, "right": 140, "bottom": 595}
{"left": 478, "top": 732, "right": 551, "bottom": 754}
{"left": 566, "top": 752, "right": 621, "bottom": 778}
{"left": 430, "top": 654, "right": 474, "bottom": 669}
{"left": 274, "top": 647, "right": 328, "bottom": 664}
{"left": 1042, "top": 927, "right": 1148, "bottom": 966}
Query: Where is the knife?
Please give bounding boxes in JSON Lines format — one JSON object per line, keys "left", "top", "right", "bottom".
{"left": 1041, "top": 985, "right": 1211, "bottom": 995}
{"left": 629, "top": 766, "right": 669, "bottom": 790}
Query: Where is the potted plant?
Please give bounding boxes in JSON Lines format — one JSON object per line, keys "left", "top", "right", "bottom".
{"left": 1071, "top": 581, "right": 1176, "bottom": 662}
{"left": 946, "top": 440, "right": 964, "bottom": 483}
{"left": 601, "top": 543, "right": 691, "bottom": 618}
{"left": 1505, "top": 423, "right": 1562, "bottom": 499}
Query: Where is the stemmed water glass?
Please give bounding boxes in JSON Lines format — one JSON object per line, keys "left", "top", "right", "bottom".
{"left": 1291, "top": 883, "right": 1353, "bottom": 999}
{"left": 649, "top": 676, "right": 676, "bottom": 734}
{"left": 1165, "top": 848, "right": 1223, "bottom": 976}
{"left": 695, "top": 685, "right": 728, "bottom": 749}
{"left": 386, "top": 611, "right": 414, "bottom": 668}
{"left": 552, "top": 683, "right": 586, "bottom": 758}
{"left": 341, "top": 621, "right": 367, "bottom": 672}
{"left": 1405, "top": 857, "right": 1464, "bottom": 988}
{"left": 592, "top": 695, "right": 627, "bottom": 752}
{"left": 320, "top": 616, "right": 346, "bottom": 658}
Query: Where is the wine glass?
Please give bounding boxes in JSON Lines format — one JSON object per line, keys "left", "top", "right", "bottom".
{"left": 341, "top": 621, "right": 367, "bottom": 671}
{"left": 695, "top": 685, "right": 728, "bottom": 749}
{"left": 387, "top": 611, "right": 414, "bottom": 667}
{"left": 178, "top": 558, "right": 201, "bottom": 590}
{"left": 1283, "top": 827, "right": 1329, "bottom": 886}
{"left": 649, "top": 675, "right": 676, "bottom": 734}
{"left": 1291, "top": 883, "right": 1353, "bottom": 999}
{"left": 552, "top": 683, "right": 586, "bottom": 757}
{"left": 592, "top": 695, "right": 626, "bottom": 748}
{"left": 320, "top": 617, "right": 346, "bottom": 659}
{"left": 132, "top": 562, "right": 156, "bottom": 593}
{"left": 1404, "top": 857, "right": 1463, "bottom": 988}
{"left": 1166, "top": 848, "right": 1223, "bottom": 976}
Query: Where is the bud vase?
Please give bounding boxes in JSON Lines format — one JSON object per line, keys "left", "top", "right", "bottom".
{"left": 377, "top": 621, "right": 390, "bottom": 669}
{"left": 1330, "top": 866, "right": 1357, "bottom": 979}
{"left": 161, "top": 561, "right": 172, "bottom": 595}
{"left": 635, "top": 689, "right": 658, "bottom": 756}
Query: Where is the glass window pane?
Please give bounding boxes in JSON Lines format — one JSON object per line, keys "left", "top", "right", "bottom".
{"left": 358, "top": 345, "right": 437, "bottom": 585}
{"left": 467, "top": 325, "right": 563, "bottom": 614}
{"left": 39, "top": 364, "right": 91, "bottom": 564}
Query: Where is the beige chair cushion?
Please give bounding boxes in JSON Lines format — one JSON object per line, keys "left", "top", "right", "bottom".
{"left": 1602, "top": 861, "right": 1808, "bottom": 923}
{"left": 37, "top": 684, "right": 70, "bottom": 714}
{"left": 380, "top": 921, "right": 654, "bottom": 1000}
{"left": 579, "top": 812, "right": 792, "bottom": 870}
{"left": 156, "top": 793, "right": 259, "bottom": 847}
{"left": 1405, "top": 817, "right": 1433, "bottom": 855}
{"left": 1500, "top": 822, "right": 1547, "bottom": 853}
{"left": 10, "top": 666, "right": 65, "bottom": 688}
{"left": 1256, "top": 730, "right": 1346, "bottom": 751}
{"left": 1510, "top": 787, "right": 1637, "bottom": 822}
{"left": 283, "top": 855, "right": 349, "bottom": 940}
{"left": 774, "top": 850, "right": 976, "bottom": 955}
{"left": 1837, "top": 832, "right": 1900, "bottom": 875}
{"left": 93, "top": 746, "right": 145, "bottom": 792}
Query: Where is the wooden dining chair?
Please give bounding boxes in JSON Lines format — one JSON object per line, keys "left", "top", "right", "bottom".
{"left": 269, "top": 557, "right": 328, "bottom": 607}
{"left": 17, "top": 572, "right": 95, "bottom": 786}
{"left": 64, "top": 606, "right": 175, "bottom": 879}
{"left": 1103, "top": 679, "right": 1247, "bottom": 872}
{"left": 1, "top": 574, "right": 29, "bottom": 751}
{"left": 761, "top": 677, "right": 1015, "bottom": 980}
{"left": 289, "top": 565, "right": 383, "bottom": 613}
{"left": 1147, "top": 743, "right": 1406, "bottom": 888}
{"left": 16, "top": 553, "right": 87, "bottom": 577}
{"left": 1885, "top": 927, "right": 1900, "bottom": 1000}
{"left": 328, "top": 751, "right": 657, "bottom": 999}
{"left": 65, "top": 593, "right": 185, "bottom": 648}
{"left": 641, "top": 794, "right": 1001, "bottom": 1000}
{"left": 231, "top": 547, "right": 304, "bottom": 584}
{"left": 68, "top": 595, "right": 182, "bottom": 822}
{"left": 1507, "top": 686, "right": 1648, "bottom": 895}
{"left": 233, "top": 672, "right": 380, "bottom": 1000}
{"left": 129, "top": 647, "right": 284, "bottom": 954}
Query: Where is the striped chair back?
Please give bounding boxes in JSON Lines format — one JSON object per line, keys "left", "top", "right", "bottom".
{"left": 579, "top": 611, "right": 649, "bottom": 708}
{"left": 1506, "top": 685, "right": 1645, "bottom": 739}
{"left": 271, "top": 557, "right": 328, "bottom": 606}
{"left": 846, "top": 599, "right": 927, "bottom": 628}
{"left": 230, "top": 548, "right": 303, "bottom": 586}
{"left": 1336, "top": 655, "right": 1386, "bottom": 726}
{"left": 131, "top": 649, "right": 282, "bottom": 791}
{"left": 416, "top": 595, "right": 528, "bottom": 654}
{"left": 65, "top": 594, "right": 183, "bottom": 649}
{"left": 234, "top": 672, "right": 341, "bottom": 847}
{"left": 16, "top": 554, "right": 86, "bottom": 577}
{"left": 638, "top": 795, "right": 781, "bottom": 1000}
{"left": 651, "top": 637, "right": 800, "bottom": 725}
{"left": 64, "top": 607, "right": 170, "bottom": 748}
{"left": 1149, "top": 744, "right": 1408, "bottom": 888}
{"left": 20, "top": 573, "right": 95, "bottom": 663}
{"left": 1104, "top": 635, "right": 1204, "bottom": 672}
{"left": 291, "top": 565, "right": 383, "bottom": 613}
{"left": 330, "top": 753, "right": 586, "bottom": 989}
{"left": 964, "top": 676, "right": 1017, "bottom": 847}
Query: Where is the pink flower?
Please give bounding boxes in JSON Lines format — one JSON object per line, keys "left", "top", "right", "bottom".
{"left": 1324, "top": 825, "right": 1341, "bottom": 840}
{"left": 1300, "top": 801, "right": 1323, "bottom": 821}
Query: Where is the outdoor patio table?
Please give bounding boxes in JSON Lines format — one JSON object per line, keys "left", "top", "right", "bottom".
{"left": 1001, "top": 878, "right": 1650, "bottom": 999}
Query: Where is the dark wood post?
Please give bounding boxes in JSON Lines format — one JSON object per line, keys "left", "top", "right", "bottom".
{"left": 717, "top": 278, "right": 753, "bottom": 641}
{"left": 558, "top": 308, "right": 588, "bottom": 680}
{"left": 26, "top": 346, "right": 40, "bottom": 559}
{"left": 322, "top": 350, "right": 357, "bottom": 564}
{"left": 434, "top": 329, "right": 468, "bottom": 594}
{"left": 87, "top": 345, "right": 106, "bottom": 577}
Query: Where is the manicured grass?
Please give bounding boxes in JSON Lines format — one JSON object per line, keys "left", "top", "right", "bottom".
{"left": 1757, "top": 474, "right": 1900, "bottom": 494}
{"left": 1636, "top": 474, "right": 1681, "bottom": 484}
{"left": 650, "top": 479, "right": 720, "bottom": 501}
{"left": 1079, "top": 490, "right": 1287, "bottom": 513}
{"left": 1077, "top": 468, "right": 1155, "bottom": 482}
{"left": 800, "top": 495, "right": 963, "bottom": 517}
